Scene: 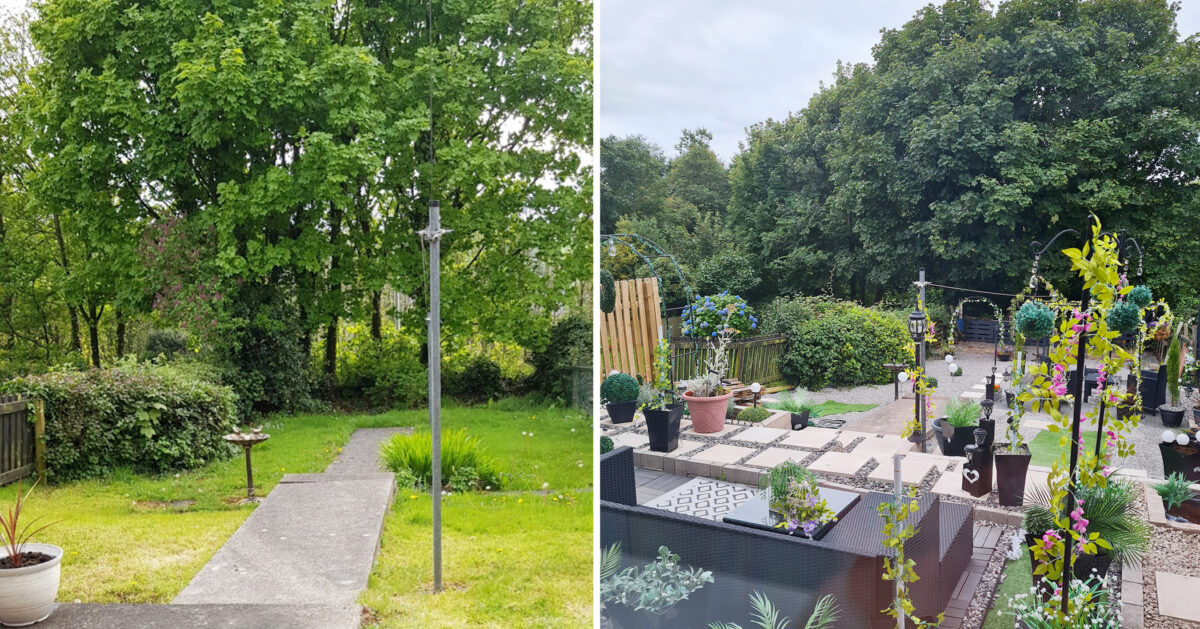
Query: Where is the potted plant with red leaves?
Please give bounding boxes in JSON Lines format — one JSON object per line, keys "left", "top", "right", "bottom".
{"left": 0, "top": 480, "right": 61, "bottom": 627}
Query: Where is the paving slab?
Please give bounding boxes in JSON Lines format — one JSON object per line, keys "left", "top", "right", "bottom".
{"left": 960, "top": 390, "right": 984, "bottom": 399}
{"left": 322, "top": 427, "right": 410, "bottom": 475}
{"left": 730, "top": 426, "right": 789, "bottom": 444}
{"left": 683, "top": 423, "right": 742, "bottom": 439}
{"left": 610, "top": 431, "right": 648, "bottom": 449}
{"left": 689, "top": 444, "right": 756, "bottom": 465}
{"left": 850, "top": 436, "right": 913, "bottom": 456}
{"left": 834, "top": 430, "right": 877, "bottom": 448}
{"left": 34, "top": 604, "right": 361, "bottom": 629}
{"left": 845, "top": 397, "right": 949, "bottom": 437}
{"left": 807, "top": 452, "right": 872, "bottom": 478}
{"left": 743, "top": 447, "right": 807, "bottom": 469}
{"left": 900, "top": 451, "right": 960, "bottom": 470}
{"left": 1156, "top": 572, "right": 1200, "bottom": 622}
{"left": 658, "top": 439, "right": 706, "bottom": 457}
{"left": 866, "top": 457, "right": 936, "bottom": 486}
{"left": 780, "top": 427, "right": 840, "bottom": 449}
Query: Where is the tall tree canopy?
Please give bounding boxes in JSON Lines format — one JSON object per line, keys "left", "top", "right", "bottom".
{"left": 727, "top": 0, "right": 1200, "bottom": 309}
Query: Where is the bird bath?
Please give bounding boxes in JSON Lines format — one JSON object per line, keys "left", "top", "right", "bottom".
{"left": 224, "top": 428, "right": 270, "bottom": 502}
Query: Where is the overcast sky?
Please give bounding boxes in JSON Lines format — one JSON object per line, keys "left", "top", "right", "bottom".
{"left": 601, "top": 0, "right": 1200, "bottom": 164}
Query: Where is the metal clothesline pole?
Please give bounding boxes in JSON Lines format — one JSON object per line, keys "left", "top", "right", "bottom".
{"left": 422, "top": 200, "right": 450, "bottom": 594}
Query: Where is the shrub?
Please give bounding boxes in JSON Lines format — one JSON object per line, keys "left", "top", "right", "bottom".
{"left": 528, "top": 314, "right": 591, "bottom": 402}
{"left": 380, "top": 428, "right": 504, "bottom": 491}
{"left": 766, "top": 296, "right": 911, "bottom": 389}
{"left": 141, "top": 329, "right": 189, "bottom": 361}
{"left": 736, "top": 406, "right": 771, "bottom": 423}
{"left": 1026, "top": 479, "right": 1151, "bottom": 566}
{"left": 600, "top": 436, "right": 614, "bottom": 454}
{"left": 336, "top": 328, "right": 426, "bottom": 409}
{"left": 600, "top": 372, "right": 639, "bottom": 404}
{"left": 219, "top": 299, "right": 310, "bottom": 418}
{"left": 444, "top": 357, "right": 506, "bottom": 404}
{"left": 1156, "top": 472, "right": 1194, "bottom": 511}
{"left": 767, "top": 390, "right": 815, "bottom": 414}
{"left": 1166, "top": 335, "right": 1182, "bottom": 406}
{"left": 1, "top": 360, "right": 237, "bottom": 482}
{"left": 681, "top": 293, "right": 756, "bottom": 338}
{"left": 599, "top": 270, "right": 616, "bottom": 313}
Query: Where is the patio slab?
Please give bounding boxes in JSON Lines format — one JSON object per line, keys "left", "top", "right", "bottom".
{"left": 683, "top": 423, "right": 742, "bottom": 439}
{"left": 689, "top": 444, "right": 756, "bottom": 465}
{"left": 610, "top": 432, "right": 648, "bottom": 449}
{"left": 1156, "top": 572, "right": 1200, "bottom": 622}
{"left": 850, "top": 435, "right": 914, "bottom": 456}
{"left": 807, "top": 452, "right": 872, "bottom": 478}
{"left": 660, "top": 439, "right": 706, "bottom": 457}
{"left": 780, "top": 427, "right": 840, "bottom": 449}
{"left": 866, "top": 457, "right": 936, "bottom": 486}
{"left": 834, "top": 430, "right": 877, "bottom": 448}
{"left": 730, "top": 426, "right": 790, "bottom": 444}
{"left": 34, "top": 604, "right": 361, "bottom": 629}
{"left": 743, "top": 447, "right": 808, "bottom": 469}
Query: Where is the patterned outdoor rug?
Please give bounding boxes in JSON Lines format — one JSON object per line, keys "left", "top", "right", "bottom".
{"left": 643, "top": 477, "right": 757, "bottom": 521}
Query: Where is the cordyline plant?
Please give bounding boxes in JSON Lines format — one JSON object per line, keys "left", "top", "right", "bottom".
{"left": 1, "top": 480, "right": 56, "bottom": 569}
{"left": 1025, "top": 218, "right": 1171, "bottom": 621}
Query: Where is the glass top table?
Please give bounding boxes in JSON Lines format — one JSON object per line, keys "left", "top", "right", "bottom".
{"left": 721, "top": 487, "right": 861, "bottom": 541}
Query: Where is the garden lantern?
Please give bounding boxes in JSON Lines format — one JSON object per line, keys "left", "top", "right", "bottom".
{"left": 907, "top": 309, "right": 926, "bottom": 341}
{"left": 980, "top": 398, "right": 993, "bottom": 422}
{"left": 750, "top": 382, "right": 762, "bottom": 407}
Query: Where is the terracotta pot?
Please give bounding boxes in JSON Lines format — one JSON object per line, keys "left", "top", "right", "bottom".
{"left": 684, "top": 391, "right": 734, "bottom": 433}
{"left": 0, "top": 543, "right": 62, "bottom": 627}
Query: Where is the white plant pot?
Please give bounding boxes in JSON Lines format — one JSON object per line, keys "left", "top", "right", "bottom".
{"left": 0, "top": 543, "right": 61, "bottom": 626}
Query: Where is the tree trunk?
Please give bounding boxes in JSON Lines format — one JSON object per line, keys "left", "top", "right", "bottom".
{"left": 324, "top": 318, "right": 338, "bottom": 378}
{"left": 371, "top": 290, "right": 383, "bottom": 339}
{"left": 86, "top": 314, "right": 101, "bottom": 368}
{"left": 52, "top": 214, "right": 82, "bottom": 353}
{"left": 67, "top": 305, "right": 82, "bottom": 354}
{"left": 115, "top": 310, "right": 126, "bottom": 358}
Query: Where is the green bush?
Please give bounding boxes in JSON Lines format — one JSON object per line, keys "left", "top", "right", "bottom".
{"left": 1, "top": 360, "right": 237, "bottom": 482}
{"left": 141, "top": 329, "right": 189, "bottom": 361}
{"left": 528, "top": 314, "right": 591, "bottom": 402}
{"left": 600, "top": 372, "right": 639, "bottom": 404}
{"left": 600, "top": 435, "right": 614, "bottom": 454}
{"left": 599, "top": 270, "right": 615, "bottom": 313}
{"left": 219, "top": 297, "right": 311, "bottom": 418}
{"left": 736, "top": 406, "right": 771, "bottom": 423}
{"left": 766, "top": 296, "right": 911, "bottom": 389}
{"left": 336, "top": 328, "right": 427, "bottom": 409}
{"left": 1014, "top": 301, "right": 1055, "bottom": 339}
{"left": 1128, "top": 285, "right": 1153, "bottom": 309}
{"left": 1107, "top": 302, "right": 1141, "bottom": 334}
{"left": 381, "top": 428, "right": 504, "bottom": 491}
{"left": 444, "top": 357, "right": 506, "bottom": 404}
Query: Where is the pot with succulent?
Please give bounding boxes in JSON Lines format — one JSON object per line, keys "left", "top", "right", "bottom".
{"left": 1159, "top": 334, "right": 1186, "bottom": 427}
{"left": 765, "top": 389, "right": 815, "bottom": 430}
{"left": 681, "top": 294, "right": 753, "bottom": 433}
{"left": 1023, "top": 478, "right": 1150, "bottom": 601}
{"left": 640, "top": 340, "right": 684, "bottom": 452}
{"left": 601, "top": 543, "right": 713, "bottom": 629}
{"left": 933, "top": 398, "right": 980, "bottom": 457}
{"left": 0, "top": 480, "right": 62, "bottom": 627}
{"left": 601, "top": 371, "right": 640, "bottom": 424}
{"left": 1155, "top": 472, "right": 1200, "bottom": 524}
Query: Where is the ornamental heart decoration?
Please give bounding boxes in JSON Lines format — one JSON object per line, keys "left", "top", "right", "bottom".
{"left": 962, "top": 468, "right": 980, "bottom": 484}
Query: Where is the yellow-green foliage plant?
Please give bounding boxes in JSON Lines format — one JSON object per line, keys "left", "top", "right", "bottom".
{"left": 878, "top": 486, "right": 943, "bottom": 628}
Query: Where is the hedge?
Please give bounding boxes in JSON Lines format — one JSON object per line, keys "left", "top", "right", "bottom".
{"left": 763, "top": 296, "right": 911, "bottom": 390}
{"left": 1, "top": 361, "right": 238, "bottom": 482}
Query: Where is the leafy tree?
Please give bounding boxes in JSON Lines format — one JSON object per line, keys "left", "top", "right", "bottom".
{"left": 667, "top": 128, "right": 730, "bottom": 217}
{"left": 600, "top": 134, "right": 668, "bottom": 233}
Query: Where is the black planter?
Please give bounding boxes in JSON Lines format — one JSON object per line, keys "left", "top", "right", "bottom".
{"left": 1004, "top": 390, "right": 1014, "bottom": 409}
{"left": 606, "top": 401, "right": 638, "bottom": 424}
{"left": 1160, "top": 441, "right": 1200, "bottom": 482}
{"left": 1141, "top": 366, "right": 1168, "bottom": 413}
{"left": 790, "top": 410, "right": 810, "bottom": 430}
{"left": 644, "top": 404, "right": 683, "bottom": 453}
{"left": 979, "top": 418, "right": 995, "bottom": 450}
{"left": 1194, "top": 407, "right": 1200, "bottom": 423}
{"left": 935, "top": 419, "right": 976, "bottom": 457}
{"left": 1160, "top": 406, "right": 1185, "bottom": 427}
{"left": 998, "top": 352, "right": 1011, "bottom": 362}
{"left": 993, "top": 444, "right": 1031, "bottom": 507}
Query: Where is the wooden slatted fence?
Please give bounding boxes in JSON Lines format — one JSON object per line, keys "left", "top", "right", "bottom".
{"left": 670, "top": 334, "right": 788, "bottom": 386}
{"left": 598, "top": 277, "right": 663, "bottom": 383}
{"left": 0, "top": 395, "right": 36, "bottom": 486}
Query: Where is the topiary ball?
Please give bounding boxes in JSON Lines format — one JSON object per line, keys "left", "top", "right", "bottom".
{"left": 1128, "top": 285, "right": 1152, "bottom": 309}
{"left": 1107, "top": 301, "right": 1141, "bottom": 334}
{"left": 600, "top": 435, "right": 614, "bottom": 454}
{"left": 1014, "top": 302, "right": 1055, "bottom": 339}
{"left": 600, "top": 372, "right": 639, "bottom": 404}
{"left": 736, "top": 406, "right": 772, "bottom": 423}
{"left": 599, "top": 269, "right": 616, "bottom": 313}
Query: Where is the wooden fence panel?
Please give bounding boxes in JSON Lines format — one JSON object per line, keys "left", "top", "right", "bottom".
{"left": 599, "top": 278, "right": 663, "bottom": 383}
{"left": 0, "top": 395, "right": 34, "bottom": 486}
{"left": 670, "top": 335, "right": 789, "bottom": 386}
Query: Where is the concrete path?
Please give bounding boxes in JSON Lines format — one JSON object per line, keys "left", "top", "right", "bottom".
{"left": 48, "top": 427, "right": 409, "bottom": 629}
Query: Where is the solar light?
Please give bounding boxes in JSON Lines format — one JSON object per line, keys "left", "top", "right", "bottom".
{"left": 897, "top": 371, "right": 909, "bottom": 383}
{"left": 1178, "top": 433, "right": 1191, "bottom": 446}
{"left": 945, "top": 354, "right": 955, "bottom": 364}
{"left": 1163, "top": 430, "right": 1177, "bottom": 443}
{"left": 750, "top": 382, "right": 762, "bottom": 407}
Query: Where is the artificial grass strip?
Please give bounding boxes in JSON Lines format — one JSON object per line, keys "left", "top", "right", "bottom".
{"left": 811, "top": 401, "right": 877, "bottom": 417}
{"left": 981, "top": 553, "right": 1031, "bottom": 629}
{"left": 1028, "top": 428, "right": 1098, "bottom": 468}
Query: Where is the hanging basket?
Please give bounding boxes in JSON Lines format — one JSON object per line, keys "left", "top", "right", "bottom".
{"left": 1014, "top": 302, "right": 1055, "bottom": 339}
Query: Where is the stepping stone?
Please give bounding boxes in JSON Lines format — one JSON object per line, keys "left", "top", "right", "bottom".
{"left": 731, "top": 426, "right": 789, "bottom": 444}
{"left": 744, "top": 447, "right": 808, "bottom": 469}
{"left": 1023, "top": 418, "right": 1052, "bottom": 431}
{"left": 901, "top": 451, "right": 959, "bottom": 470}
{"left": 689, "top": 444, "right": 756, "bottom": 465}
{"left": 1156, "top": 572, "right": 1200, "bottom": 622}
{"left": 658, "top": 439, "right": 705, "bottom": 457}
{"left": 610, "top": 432, "right": 648, "bottom": 449}
{"left": 808, "top": 452, "right": 872, "bottom": 478}
{"left": 834, "top": 430, "right": 876, "bottom": 448}
{"left": 867, "top": 457, "right": 936, "bottom": 486}
{"left": 780, "top": 427, "right": 840, "bottom": 449}
{"left": 851, "top": 436, "right": 913, "bottom": 456}
{"left": 683, "top": 423, "right": 742, "bottom": 439}
{"left": 34, "top": 604, "right": 362, "bottom": 629}
{"left": 960, "top": 391, "right": 984, "bottom": 399}
{"left": 971, "top": 384, "right": 986, "bottom": 390}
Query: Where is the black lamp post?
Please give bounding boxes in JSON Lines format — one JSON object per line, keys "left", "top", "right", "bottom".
{"left": 908, "top": 308, "right": 928, "bottom": 452}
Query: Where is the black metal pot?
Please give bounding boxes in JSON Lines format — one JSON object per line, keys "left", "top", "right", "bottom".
{"left": 644, "top": 404, "right": 683, "bottom": 453}
{"left": 998, "top": 351, "right": 1011, "bottom": 362}
{"left": 605, "top": 401, "right": 638, "bottom": 424}
{"left": 993, "top": 444, "right": 1031, "bottom": 507}
{"left": 935, "top": 418, "right": 976, "bottom": 457}
{"left": 1160, "top": 406, "right": 1185, "bottom": 427}
{"left": 790, "top": 410, "right": 810, "bottom": 430}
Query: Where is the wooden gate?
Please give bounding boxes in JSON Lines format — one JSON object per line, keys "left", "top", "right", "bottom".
{"left": 0, "top": 396, "right": 37, "bottom": 486}
{"left": 599, "top": 277, "right": 663, "bottom": 383}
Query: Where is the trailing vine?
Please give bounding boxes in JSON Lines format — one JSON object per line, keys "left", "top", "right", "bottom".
{"left": 879, "top": 486, "right": 944, "bottom": 628}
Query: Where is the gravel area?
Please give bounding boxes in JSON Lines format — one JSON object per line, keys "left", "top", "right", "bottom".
{"left": 963, "top": 527, "right": 1021, "bottom": 629}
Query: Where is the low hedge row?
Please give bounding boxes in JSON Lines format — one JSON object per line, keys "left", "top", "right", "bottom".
{"left": 1, "top": 361, "right": 237, "bottom": 482}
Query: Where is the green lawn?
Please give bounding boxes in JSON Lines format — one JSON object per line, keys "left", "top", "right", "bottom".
{"left": 0, "top": 398, "right": 593, "bottom": 627}
{"left": 763, "top": 400, "right": 877, "bottom": 418}
{"left": 982, "top": 553, "right": 1031, "bottom": 629}
{"left": 1028, "top": 428, "right": 1098, "bottom": 468}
